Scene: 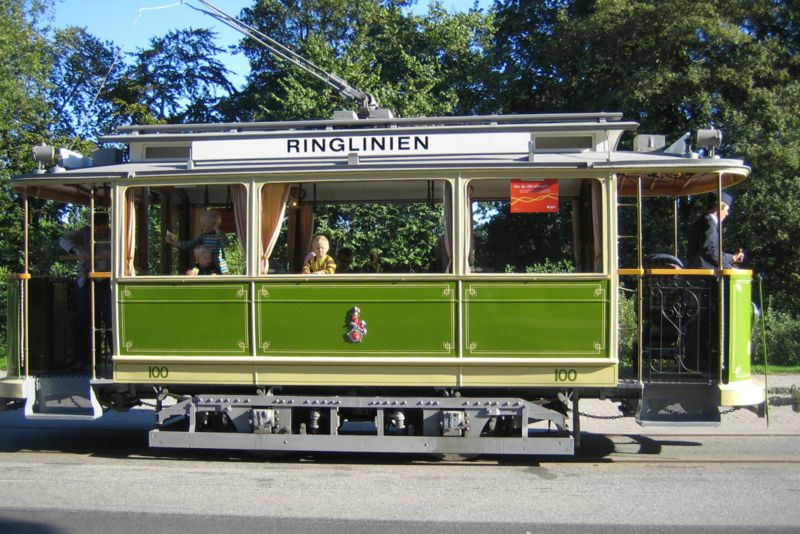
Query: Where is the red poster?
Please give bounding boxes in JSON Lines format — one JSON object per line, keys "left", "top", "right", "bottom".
{"left": 510, "top": 179, "right": 559, "bottom": 213}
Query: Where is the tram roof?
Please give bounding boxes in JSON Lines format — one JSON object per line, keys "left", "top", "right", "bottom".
{"left": 14, "top": 112, "right": 750, "bottom": 203}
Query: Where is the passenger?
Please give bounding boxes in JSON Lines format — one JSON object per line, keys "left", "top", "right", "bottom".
{"left": 166, "top": 209, "right": 230, "bottom": 274}
{"left": 687, "top": 191, "right": 745, "bottom": 269}
{"left": 59, "top": 212, "right": 112, "bottom": 370}
{"left": 336, "top": 247, "right": 355, "bottom": 273}
{"left": 303, "top": 235, "right": 336, "bottom": 274}
{"left": 362, "top": 248, "right": 385, "bottom": 273}
{"left": 186, "top": 245, "right": 219, "bottom": 276}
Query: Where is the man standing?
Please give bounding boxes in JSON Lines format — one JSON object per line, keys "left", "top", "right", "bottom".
{"left": 59, "top": 212, "right": 111, "bottom": 369}
{"left": 687, "top": 191, "right": 745, "bottom": 269}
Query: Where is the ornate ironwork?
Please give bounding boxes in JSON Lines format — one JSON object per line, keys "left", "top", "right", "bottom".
{"left": 641, "top": 274, "right": 715, "bottom": 383}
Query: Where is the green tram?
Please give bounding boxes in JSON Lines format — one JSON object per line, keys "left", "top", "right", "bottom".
{"left": 2, "top": 112, "right": 765, "bottom": 456}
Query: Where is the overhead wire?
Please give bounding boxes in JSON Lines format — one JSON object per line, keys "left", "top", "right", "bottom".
{"left": 184, "top": 0, "right": 377, "bottom": 111}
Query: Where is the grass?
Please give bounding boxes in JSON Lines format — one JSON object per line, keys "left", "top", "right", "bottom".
{"left": 754, "top": 364, "right": 800, "bottom": 374}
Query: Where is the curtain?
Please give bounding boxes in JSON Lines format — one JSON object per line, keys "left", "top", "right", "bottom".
{"left": 232, "top": 184, "right": 248, "bottom": 260}
{"left": 124, "top": 190, "right": 136, "bottom": 276}
{"left": 260, "top": 184, "right": 290, "bottom": 273}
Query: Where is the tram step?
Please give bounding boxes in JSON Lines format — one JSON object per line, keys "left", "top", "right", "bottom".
{"left": 23, "top": 376, "right": 103, "bottom": 420}
{"left": 636, "top": 383, "right": 720, "bottom": 427}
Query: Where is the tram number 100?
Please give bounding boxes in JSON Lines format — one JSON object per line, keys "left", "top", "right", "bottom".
{"left": 554, "top": 368, "right": 578, "bottom": 382}
{"left": 148, "top": 366, "right": 170, "bottom": 379}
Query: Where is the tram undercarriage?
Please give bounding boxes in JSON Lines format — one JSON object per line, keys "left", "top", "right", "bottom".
{"left": 150, "top": 391, "right": 574, "bottom": 456}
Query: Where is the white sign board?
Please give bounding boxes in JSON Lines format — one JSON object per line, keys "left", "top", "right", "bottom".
{"left": 192, "top": 131, "right": 533, "bottom": 162}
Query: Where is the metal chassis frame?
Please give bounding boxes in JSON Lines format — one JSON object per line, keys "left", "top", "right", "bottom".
{"left": 150, "top": 394, "right": 574, "bottom": 456}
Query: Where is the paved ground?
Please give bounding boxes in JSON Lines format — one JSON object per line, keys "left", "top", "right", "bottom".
{"left": 579, "top": 374, "right": 800, "bottom": 436}
{"left": 0, "top": 372, "right": 797, "bottom": 533}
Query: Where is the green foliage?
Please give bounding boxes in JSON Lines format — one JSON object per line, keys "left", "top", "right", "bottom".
{"left": 48, "top": 27, "right": 122, "bottom": 139}
{"left": 617, "top": 288, "right": 637, "bottom": 367}
{"left": 124, "top": 28, "right": 235, "bottom": 124}
{"left": 0, "top": 266, "right": 8, "bottom": 361}
{"left": 473, "top": 201, "right": 574, "bottom": 273}
{"left": 236, "top": 0, "right": 493, "bottom": 119}
{"left": 753, "top": 305, "right": 800, "bottom": 368}
{"left": 525, "top": 259, "right": 575, "bottom": 274}
{"left": 492, "top": 0, "right": 800, "bottom": 309}
{"left": 224, "top": 234, "right": 245, "bottom": 275}
{"left": 313, "top": 202, "right": 444, "bottom": 273}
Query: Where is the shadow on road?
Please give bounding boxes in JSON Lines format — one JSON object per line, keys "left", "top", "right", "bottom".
{"left": 0, "top": 409, "right": 704, "bottom": 465}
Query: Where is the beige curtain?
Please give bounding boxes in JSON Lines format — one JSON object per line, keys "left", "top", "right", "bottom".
{"left": 260, "top": 184, "right": 290, "bottom": 273}
{"left": 124, "top": 190, "right": 136, "bottom": 276}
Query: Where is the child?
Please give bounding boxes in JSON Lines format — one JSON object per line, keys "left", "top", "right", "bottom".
{"left": 186, "top": 245, "right": 219, "bottom": 276}
{"left": 167, "top": 209, "right": 230, "bottom": 274}
{"left": 336, "top": 247, "right": 355, "bottom": 273}
{"left": 303, "top": 235, "right": 336, "bottom": 274}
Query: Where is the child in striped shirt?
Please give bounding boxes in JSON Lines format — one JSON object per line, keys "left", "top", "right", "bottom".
{"left": 167, "top": 210, "right": 230, "bottom": 274}
{"left": 303, "top": 235, "right": 336, "bottom": 274}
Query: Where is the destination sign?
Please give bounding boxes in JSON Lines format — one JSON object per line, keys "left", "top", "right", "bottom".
{"left": 192, "top": 131, "right": 534, "bottom": 162}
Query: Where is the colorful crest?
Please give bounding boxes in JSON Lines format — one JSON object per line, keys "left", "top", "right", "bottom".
{"left": 346, "top": 306, "right": 368, "bottom": 343}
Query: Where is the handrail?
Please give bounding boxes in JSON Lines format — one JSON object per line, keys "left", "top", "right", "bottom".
{"left": 617, "top": 268, "right": 752, "bottom": 277}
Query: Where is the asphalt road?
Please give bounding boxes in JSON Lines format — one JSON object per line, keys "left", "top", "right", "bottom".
{"left": 0, "top": 402, "right": 798, "bottom": 533}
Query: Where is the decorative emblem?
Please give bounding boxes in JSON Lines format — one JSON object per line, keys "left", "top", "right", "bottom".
{"left": 345, "top": 307, "right": 368, "bottom": 343}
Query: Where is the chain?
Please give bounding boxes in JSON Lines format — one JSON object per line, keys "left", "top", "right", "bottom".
{"left": 573, "top": 410, "right": 627, "bottom": 420}
{"left": 573, "top": 407, "right": 741, "bottom": 419}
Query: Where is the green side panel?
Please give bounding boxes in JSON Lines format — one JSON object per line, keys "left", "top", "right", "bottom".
{"left": 727, "top": 273, "right": 753, "bottom": 382}
{"left": 464, "top": 280, "right": 609, "bottom": 358}
{"left": 256, "top": 282, "right": 456, "bottom": 357}
{"left": 118, "top": 283, "right": 250, "bottom": 356}
{"left": 5, "top": 280, "right": 21, "bottom": 377}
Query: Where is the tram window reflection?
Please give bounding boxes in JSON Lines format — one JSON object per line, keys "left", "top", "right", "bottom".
{"left": 123, "top": 184, "right": 246, "bottom": 276}
{"left": 259, "top": 180, "right": 450, "bottom": 275}
{"left": 469, "top": 178, "right": 603, "bottom": 274}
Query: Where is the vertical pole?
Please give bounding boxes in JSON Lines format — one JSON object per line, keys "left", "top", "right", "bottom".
{"left": 672, "top": 196, "right": 679, "bottom": 258}
{"left": 717, "top": 175, "right": 725, "bottom": 383}
{"left": 636, "top": 176, "right": 643, "bottom": 383}
{"left": 90, "top": 186, "right": 97, "bottom": 379}
{"left": 571, "top": 390, "right": 581, "bottom": 450}
{"left": 757, "top": 276, "right": 770, "bottom": 426}
{"left": 716, "top": 180, "right": 724, "bottom": 271}
{"left": 22, "top": 189, "right": 30, "bottom": 377}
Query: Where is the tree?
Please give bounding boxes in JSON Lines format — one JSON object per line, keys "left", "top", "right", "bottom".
{"left": 48, "top": 27, "right": 121, "bottom": 140}
{"left": 103, "top": 28, "right": 236, "bottom": 128}
{"left": 0, "top": 0, "right": 58, "bottom": 358}
{"left": 0, "top": 0, "right": 55, "bottom": 270}
{"left": 492, "top": 0, "right": 800, "bottom": 309}
{"left": 232, "top": 0, "right": 493, "bottom": 120}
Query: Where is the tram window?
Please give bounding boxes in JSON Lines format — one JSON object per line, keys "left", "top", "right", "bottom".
{"left": 469, "top": 178, "right": 603, "bottom": 274}
{"left": 123, "top": 184, "right": 247, "bottom": 276}
{"left": 259, "top": 180, "right": 450, "bottom": 275}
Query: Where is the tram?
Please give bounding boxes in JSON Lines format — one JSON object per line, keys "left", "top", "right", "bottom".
{"left": 2, "top": 111, "right": 765, "bottom": 456}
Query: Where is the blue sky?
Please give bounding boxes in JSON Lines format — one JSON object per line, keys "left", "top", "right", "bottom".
{"left": 53, "top": 0, "right": 491, "bottom": 89}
